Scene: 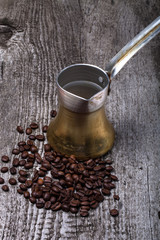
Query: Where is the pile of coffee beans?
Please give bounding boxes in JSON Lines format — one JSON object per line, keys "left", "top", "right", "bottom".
{"left": 0, "top": 110, "right": 119, "bottom": 217}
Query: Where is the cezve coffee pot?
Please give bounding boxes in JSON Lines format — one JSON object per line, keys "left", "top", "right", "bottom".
{"left": 47, "top": 17, "right": 160, "bottom": 160}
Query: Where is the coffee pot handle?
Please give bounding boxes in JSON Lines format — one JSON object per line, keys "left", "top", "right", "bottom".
{"left": 106, "top": 16, "right": 160, "bottom": 79}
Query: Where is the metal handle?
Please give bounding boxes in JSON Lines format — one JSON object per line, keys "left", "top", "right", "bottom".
{"left": 106, "top": 16, "right": 160, "bottom": 79}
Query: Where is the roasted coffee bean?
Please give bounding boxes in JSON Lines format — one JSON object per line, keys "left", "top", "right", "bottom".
{"left": 44, "top": 144, "right": 51, "bottom": 152}
{"left": 90, "top": 201, "right": 99, "bottom": 209}
{"left": 21, "top": 151, "right": 28, "bottom": 159}
{"left": 61, "top": 204, "right": 70, "bottom": 212}
{"left": 35, "top": 153, "right": 42, "bottom": 164}
{"left": 43, "top": 192, "right": 51, "bottom": 201}
{"left": 110, "top": 175, "right": 118, "bottom": 181}
{"left": 1, "top": 167, "right": 8, "bottom": 173}
{"left": 102, "top": 188, "right": 111, "bottom": 196}
{"left": 18, "top": 176, "right": 27, "bottom": 183}
{"left": 105, "top": 159, "right": 113, "bottom": 164}
{"left": 12, "top": 148, "right": 20, "bottom": 155}
{"left": 19, "top": 170, "right": 28, "bottom": 177}
{"left": 36, "top": 198, "right": 45, "bottom": 208}
{"left": 110, "top": 209, "right": 119, "bottom": 217}
{"left": 12, "top": 158, "right": 19, "bottom": 167}
{"left": 44, "top": 176, "right": 52, "bottom": 183}
{"left": 38, "top": 171, "right": 46, "bottom": 177}
{"left": 24, "top": 191, "right": 30, "bottom": 199}
{"left": 104, "top": 178, "right": 112, "bottom": 183}
{"left": 106, "top": 166, "right": 114, "bottom": 172}
{"left": 36, "top": 134, "right": 45, "bottom": 141}
{"left": 37, "top": 178, "right": 44, "bottom": 185}
{"left": 26, "top": 127, "right": 32, "bottom": 135}
{"left": 50, "top": 110, "right": 57, "bottom": 118}
{"left": 17, "top": 126, "right": 24, "bottom": 134}
{"left": 52, "top": 185, "right": 61, "bottom": 193}
{"left": 30, "top": 145, "right": 38, "bottom": 153}
{"left": 0, "top": 177, "right": 4, "bottom": 184}
{"left": 81, "top": 201, "right": 90, "bottom": 206}
{"left": 2, "top": 185, "right": 9, "bottom": 192}
{"left": 70, "top": 199, "right": 80, "bottom": 207}
{"left": 28, "top": 153, "right": 35, "bottom": 159}
{"left": 80, "top": 210, "right": 89, "bottom": 217}
{"left": 18, "top": 141, "right": 26, "bottom": 146}
{"left": 33, "top": 190, "right": 43, "bottom": 198}
{"left": 19, "top": 146, "right": 25, "bottom": 152}
{"left": 50, "top": 196, "right": 56, "bottom": 204}
{"left": 42, "top": 125, "right": 48, "bottom": 133}
{"left": 42, "top": 162, "right": 51, "bottom": 170}
{"left": 27, "top": 140, "right": 34, "bottom": 146}
{"left": 70, "top": 207, "right": 78, "bottom": 214}
{"left": 24, "top": 162, "right": 33, "bottom": 169}
{"left": 44, "top": 201, "right": 52, "bottom": 209}
{"left": 113, "top": 194, "right": 120, "bottom": 201}
{"left": 19, "top": 184, "right": 27, "bottom": 191}
{"left": 10, "top": 167, "right": 17, "bottom": 175}
{"left": 30, "top": 122, "right": 39, "bottom": 129}
{"left": 51, "top": 202, "right": 61, "bottom": 211}
{"left": 17, "top": 188, "right": 24, "bottom": 194}
{"left": 25, "top": 180, "right": 33, "bottom": 188}
{"left": 1, "top": 155, "right": 9, "bottom": 163}
{"left": 19, "top": 160, "right": 26, "bottom": 166}
{"left": 28, "top": 135, "right": 36, "bottom": 140}
{"left": 9, "top": 178, "right": 17, "bottom": 185}
{"left": 23, "top": 145, "right": 30, "bottom": 151}
{"left": 29, "top": 197, "right": 36, "bottom": 204}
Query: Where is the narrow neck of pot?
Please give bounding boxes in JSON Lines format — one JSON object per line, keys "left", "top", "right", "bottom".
{"left": 57, "top": 64, "right": 110, "bottom": 113}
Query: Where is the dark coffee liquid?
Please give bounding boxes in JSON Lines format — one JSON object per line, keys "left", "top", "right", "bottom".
{"left": 63, "top": 80, "right": 102, "bottom": 99}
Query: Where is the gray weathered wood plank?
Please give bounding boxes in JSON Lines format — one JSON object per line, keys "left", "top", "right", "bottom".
{"left": 0, "top": 0, "right": 159, "bottom": 239}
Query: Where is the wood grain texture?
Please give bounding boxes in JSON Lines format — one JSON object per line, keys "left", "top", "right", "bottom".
{"left": 0, "top": 0, "right": 160, "bottom": 239}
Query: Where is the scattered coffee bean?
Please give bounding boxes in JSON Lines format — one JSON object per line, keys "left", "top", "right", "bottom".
{"left": 80, "top": 210, "right": 89, "bottom": 217}
{"left": 21, "top": 151, "right": 28, "bottom": 159}
{"left": 28, "top": 135, "right": 36, "bottom": 140}
{"left": 26, "top": 128, "right": 32, "bottom": 135}
{"left": 27, "top": 140, "right": 34, "bottom": 146}
{"left": 0, "top": 177, "right": 4, "bottom": 184}
{"left": 30, "top": 122, "right": 39, "bottom": 129}
{"left": 17, "top": 126, "right": 24, "bottom": 134}
{"left": 12, "top": 158, "right": 19, "bottom": 167}
{"left": 29, "top": 197, "right": 36, "bottom": 204}
{"left": 30, "top": 145, "right": 38, "bottom": 153}
{"left": 19, "top": 170, "right": 28, "bottom": 177}
{"left": 12, "top": 149, "right": 20, "bottom": 155}
{"left": 10, "top": 167, "right": 17, "bottom": 175}
{"left": 19, "top": 160, "right": 26, "bottom": 166}
{"left": 36, "top": 135, "right": 45, "bottom": 141}
{"left": 50, "top": 110, "right": 57, "bottom": 118}
{"left": 18, "top": 141, "right": 26, "bottom": 146}
{"left": 24, "top": 162, "right": 33, "bottom": 169}
{"left": 25, "top": 180, "right": 33, "bottom": 188}
{"left": 113, "top": 194, "right": 120, "bottom": 201}
{"left": 44, "top": 144, "right": 51, "bottom": 152}
{"left": 24, "top": 191, "right": 30, "bottom": 199}
{"left": 1, "top": 167, "right": 8, "bottom": 173}
{"left": 9, "top": 178, "right": 17, "bottom": 185}
{"left": 110, "top": 209, "right": 119, "bottom": 217}
{"left": 17, "top": 188, "right": 24, "bottom": 194}
{"left": 110, "top": 175, "right": 118, "bottom": 181}
{"left": 18, "top": 176, "right": 27, "bottom": 183}
{"left": 44, "top": 201, "right": 51, "bottom": 209}
{"left": 19, "top": 184, "right": 27, "bottom": 191}
{"left": 1, "top": 155, "right": 9, "bottom": 163}
{"left": 42, "top": 125, "right": 48, "bottom": 133}
{"left": 2, "top": 185, "right": 9, "bottom": 192}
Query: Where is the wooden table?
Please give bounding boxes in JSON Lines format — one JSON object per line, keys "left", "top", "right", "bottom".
{"left": 0, "top": 1, "right": 159, "bottom": 239}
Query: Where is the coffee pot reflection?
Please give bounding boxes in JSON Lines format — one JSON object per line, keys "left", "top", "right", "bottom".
{"left": 47, "top": 17, "right": 160, "bottom": 160}
{"left": 47, "top": 64, "right": 115, "bottom": 160}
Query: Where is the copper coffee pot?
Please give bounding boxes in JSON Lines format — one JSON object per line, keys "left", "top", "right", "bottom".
{"left": 47, "top": 17, "right": 160, "bottom": 160}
